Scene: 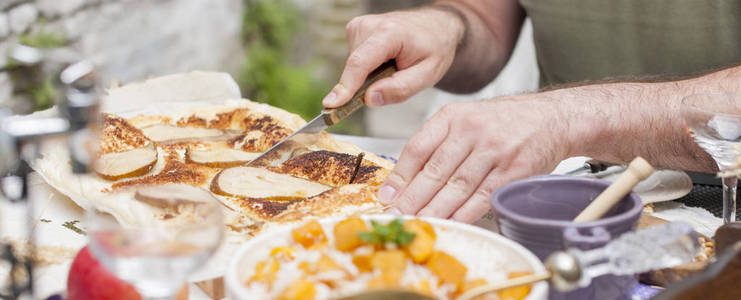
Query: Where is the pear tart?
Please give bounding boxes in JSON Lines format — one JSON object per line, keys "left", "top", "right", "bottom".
{"left": 94, "top": 114, "right": 158, "bottom": 180}
{"left": 34, "top": 99, "right": 393, "bottom": 236}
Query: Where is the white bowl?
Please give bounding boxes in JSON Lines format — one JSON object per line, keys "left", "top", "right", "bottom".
{"left": 225, "top": 215, "right": 548, "bottom": 300}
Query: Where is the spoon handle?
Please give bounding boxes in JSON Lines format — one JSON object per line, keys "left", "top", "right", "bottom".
{"left": 573, "top": 157, "right": 654, "bottom": 222}
{"left": 456, "top": 272, "right": 551, "bottom": 300}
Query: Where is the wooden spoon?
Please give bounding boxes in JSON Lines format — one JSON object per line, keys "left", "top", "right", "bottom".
{"left": 573, "top": 156, "right": 654, "bottom": 222}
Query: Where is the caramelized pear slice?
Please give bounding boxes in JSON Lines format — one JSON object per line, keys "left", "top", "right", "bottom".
{"left": 135, "top": 183, "right": 218, "bottom": 208}
{"left": 94, "top": 144, "right": 157, "bottom": 181}
{"left": 141, "top": 124, "right": 223, "bottom": 142}
{"left": 186, "top": 148, "right": 260, "bottom": 168}
{"left": 210, "top": 167, "right": 331, "bottom": 198}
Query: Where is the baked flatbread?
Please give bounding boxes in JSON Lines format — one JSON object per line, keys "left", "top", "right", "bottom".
{"left": 33, "top": 99, "right": 393, "bottom": 238}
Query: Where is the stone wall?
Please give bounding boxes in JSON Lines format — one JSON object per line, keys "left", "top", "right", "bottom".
{"left": 0, "top": 0, "right": 244, "bottom": 113}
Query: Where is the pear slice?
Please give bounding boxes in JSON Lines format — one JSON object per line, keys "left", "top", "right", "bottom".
{"left": 135, "top": 183, "right": 219, "bottom": 208}
{"left": 210, "top": 167, "right": 331, "bottom": 199}
{"left": 186, "top": 148, "right": 260, "bottom": 168}
{"left": 141, "top": 124, "right": 224, "bottom": 142}
{"left": 94, "top": 144, "right": 157, "bottom": 181}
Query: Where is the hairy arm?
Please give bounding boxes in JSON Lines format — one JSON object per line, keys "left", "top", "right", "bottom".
{"left": 433, "top": 0, "right": 526, "bottom": 93}
{"left": 554, "top": 66, "right": 741, "bottom": 173}
{"left": 380, "top": 65, "right": 741, "bottom": 222}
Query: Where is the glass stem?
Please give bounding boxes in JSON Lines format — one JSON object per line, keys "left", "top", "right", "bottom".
{"left": 721, "top": 176, "right": 737, "bottom": 224}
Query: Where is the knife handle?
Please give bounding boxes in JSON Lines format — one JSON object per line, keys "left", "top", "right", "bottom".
{"left": 322, "top": 60, "right": 397, "bottom": 126}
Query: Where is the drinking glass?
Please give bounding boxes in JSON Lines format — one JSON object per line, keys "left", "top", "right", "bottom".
{"left": 86, "top": 184, "right": 223, "bottom": 299}
{"left": 681, "top": 93, "right": 741, "bottom": 223}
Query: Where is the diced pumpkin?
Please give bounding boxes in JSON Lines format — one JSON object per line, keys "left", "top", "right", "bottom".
{"left": 334, "top": 217, "right": 370, "bottom": 251}
{"left": 298, "top": 261, "right": 312, "bottom": 274}
{"left": 427, "top": 251, "right": 467, "bottom": 291}
{"left": 370, "top": 249, "right": 407, "bottom": 287}
{"left": 270, "top": 246, "right": 295, "bottom": 260}
{"left": 250, "top": 258, "right": 280, "bottom": 287}
{"left": 402, "top": 220, "right": 436, "bottom": 263}
{"left": 404, "top": 219, "right": 436, "bottom": 238}
{"left": 292, "top": 220, "right": 327, "bottom": 248}
{"left": 316, "top": 253, "right": 343, "bottom": 273}
{"left": 352, "top": 252, "right": 373, "bottom": 272}
{"left": 497, "top": 272, "right": 532, "bottom": 300}
{"left": 277, "top": 279, "right": 316, "bottom": 300}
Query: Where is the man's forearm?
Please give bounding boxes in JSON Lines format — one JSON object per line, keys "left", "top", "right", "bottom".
{"left": 432, "top": 0, "right": 525, "bottom": 93}
{"left": 550, "top": 66, "right": 741, "bottom": 173}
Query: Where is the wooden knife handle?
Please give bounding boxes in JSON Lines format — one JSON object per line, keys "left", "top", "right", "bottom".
{"left": 322, "top": 60, "right": 397, "bottom": 126}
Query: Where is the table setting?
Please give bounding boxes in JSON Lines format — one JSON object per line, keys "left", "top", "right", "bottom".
{"left": 1, "top": 67, "right": 739, "bottom": 300}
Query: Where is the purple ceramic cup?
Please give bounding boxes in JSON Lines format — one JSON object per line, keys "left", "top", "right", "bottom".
{"left": 490, "top": 175, "right": 643, "bottom": 300}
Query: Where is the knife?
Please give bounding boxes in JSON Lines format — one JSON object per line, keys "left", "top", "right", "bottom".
{"left": 563, "top": 159, "right": 612, "bottom": 176}
{"left": 245, "top": 60, "right": 397, "bottom": 167}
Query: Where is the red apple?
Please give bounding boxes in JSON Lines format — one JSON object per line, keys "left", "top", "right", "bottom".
{"left": 67, "top": 246, "right": 142, "bottom": 300}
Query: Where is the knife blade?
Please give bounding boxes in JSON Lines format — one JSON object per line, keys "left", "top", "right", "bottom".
{"left": 245, "top": 60, "right": 397, "bottom": 167}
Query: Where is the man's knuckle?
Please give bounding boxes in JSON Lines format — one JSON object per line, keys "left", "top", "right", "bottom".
{"left": 447, "top": 174, "right": 474, "bottom": 192}
{"left": 392, "top": 79, "right": 413, "bottom": 98}
{"left": 396, "top": 194, "right": 418, "bottom": 213}
{"left": 346, "top": 16, "right": 362, "bottom": 32}
{"left": 405, "top": 139, "right": 426, "bottom": 158}
{"left": 346, "top": 52, "right": 367, "bottom": 69}
{"left": 422, "top": 159, "right": 445, "bottom": 182}
{"left": 460, "top": 116, "right": 483, "bottom": 131}
{"left": 473, "top": 185, "right": 495, "bottom": 199}
{"left": 379, "top": 20, "right": 399, "bottom": 32}
{"left": 452, "top": 199, "right": 490, "bottom": 223}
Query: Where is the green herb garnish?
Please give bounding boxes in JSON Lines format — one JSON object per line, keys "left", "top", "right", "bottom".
{"left": 358, "top": 219, "right": 416, "bottom": 247}
{"left": 62, "top": 220, "right": 86, "bottom": 236}
{"left": 39, "top": 219, "right": 51, "bottom": 223}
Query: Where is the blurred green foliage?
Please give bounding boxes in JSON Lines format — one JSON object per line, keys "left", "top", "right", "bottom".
{"left": 240, "top": 0, "right": 325, "bottom": 121}
{"left": 13, "top": 26, "right": 68, "bottom": 111}
{"left": 29, "top": 78, "right": 57, "bottom": 111}
{"left": 240, "top": 0, "right": 360, "bottom": 134}
{"left": 18, "top": 31, "right": 67, "bottom": 48}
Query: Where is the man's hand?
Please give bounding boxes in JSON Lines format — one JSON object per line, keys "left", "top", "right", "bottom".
{"left": 322, "top": 7, "right": 465, "bottom": 108}
{"left": 377, "top": 97, "right": 572, "bottom": 223}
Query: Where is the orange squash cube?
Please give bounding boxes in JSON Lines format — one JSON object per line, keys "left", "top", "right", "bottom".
{"left": 277, "top": 279, "right": 316, "bottom": 300}
{"left": 333, "top": 217, "right": 370, "bottom": 251}
{"left": 316, "top": 253, "right": 343, "bottom": 273}
{"left": 250, "top": 258, "right": 280, "bottom": 287}
{"left": 404, "top": 219, "right": 436, "bottom": 238}
{"left": 270, "top": 246, "right": 295, "bottom": 260}
{"left": 403, "top": 220, "right": 436, "bottom": 263}
{"left": 352, "top": 252, "right": 373, "bottom": 272}
{"left": 292, "top": 220, "right": 327, "bottom": 248}
{"left": 370, "top": 249, "right": 407, "bottom": 287}
{"left": 427, "top": 251, "right": 467, "bottom": 291}
{"left": 497, "top": 271, "right": 532, "bottom": 300}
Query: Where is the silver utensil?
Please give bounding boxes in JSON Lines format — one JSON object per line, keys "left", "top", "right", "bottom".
{"left": 245, "top": 61, "right": 397, "bottom": 167}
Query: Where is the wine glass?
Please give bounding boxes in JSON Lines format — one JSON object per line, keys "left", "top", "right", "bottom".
{"left": 85, "top": 184, "right": 223, "bottom": 299}
{"left": 680, "top": 93, "right": 741, "bottom": 224}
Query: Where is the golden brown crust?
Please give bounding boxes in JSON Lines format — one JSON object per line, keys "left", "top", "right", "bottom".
{"left": 273, "top": 185, "right": 379, "bottom": 222}
{"left": 268, "top": 150, "right": 388, "bottom": 187}
{"left": 111, "top": 159, "right": 220, "bottom": 190}
{"left": 99, "top": 114, "right": 150, "bottom": 154}
{"left": 227, "top": 130, "right": 291, "bottom": 153}
{"left": 216, "top": 185, "right": 379, "bottom": 222}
